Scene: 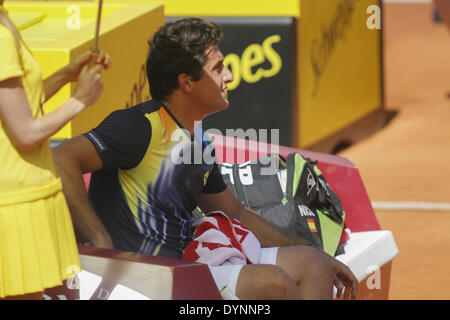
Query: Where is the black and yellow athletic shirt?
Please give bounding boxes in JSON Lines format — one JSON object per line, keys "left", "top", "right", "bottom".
{"left": 84, "top": 99, "right": 227, "bottom": 259}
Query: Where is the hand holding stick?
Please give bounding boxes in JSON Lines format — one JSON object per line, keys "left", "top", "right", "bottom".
{"left": 89, "top": 0, "right": 103, "bottom": 69}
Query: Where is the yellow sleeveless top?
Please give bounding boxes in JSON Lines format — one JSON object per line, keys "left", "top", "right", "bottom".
{"left": 0, "top": 19, "right": 60, "bottom": 205}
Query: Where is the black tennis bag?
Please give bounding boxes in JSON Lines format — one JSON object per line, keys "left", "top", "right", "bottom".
{"left": 218, "top": 153, "right": 346, "bottom": 256}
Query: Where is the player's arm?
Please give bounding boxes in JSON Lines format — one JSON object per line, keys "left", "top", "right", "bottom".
{"left": 197, "top": 169, "right": 311, "bottom": 248}
{"left": 52, "top": 135, "right": 113, "bottom": 248}
{"left": 53, "top": 108, "right": 151, "bottom": 248}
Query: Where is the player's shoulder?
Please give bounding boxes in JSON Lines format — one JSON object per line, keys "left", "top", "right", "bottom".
{"left": 132, "top": 99, "right": 162, "bottom": 116}
{"left": 104, "top": 100, "right": 161, "bottom": 126}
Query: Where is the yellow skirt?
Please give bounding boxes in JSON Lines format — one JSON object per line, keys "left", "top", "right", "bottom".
{"left": 0, "top": 179, "right": 80, "bottom": 298}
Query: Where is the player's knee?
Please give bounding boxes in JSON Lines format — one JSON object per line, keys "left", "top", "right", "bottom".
{"left": 237, "top": 265, "right": 301, "bottom": 300}
{"left": 259, "top": 265, "right": 300, "bottom": 299}
{"left": 301, "top": 247, "right": 334, "bottom": 285}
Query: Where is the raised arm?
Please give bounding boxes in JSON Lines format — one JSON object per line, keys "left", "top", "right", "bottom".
{"left": 52, "top": 135, "right": 113, "bottom": 249}
{"left": 0, "top": 64, "right": 103, "bottom": 151}
{"left": 43, "top": 51, "right": 112, "bottom": 102}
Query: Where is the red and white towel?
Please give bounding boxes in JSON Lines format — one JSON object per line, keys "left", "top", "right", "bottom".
{"left": 182, "top": 211, "right": 261, "bottom": 266}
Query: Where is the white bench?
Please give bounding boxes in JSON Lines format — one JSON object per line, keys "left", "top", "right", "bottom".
{"left": 334, "top": 230, "right": 399, "bottom": 299}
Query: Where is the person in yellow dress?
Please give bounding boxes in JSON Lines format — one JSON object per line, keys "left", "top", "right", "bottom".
{"left": 0, "top": 0, "right": 112, "bottom": 299}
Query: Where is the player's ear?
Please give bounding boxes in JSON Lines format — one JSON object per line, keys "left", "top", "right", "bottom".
{"left": 178, "top": 73, "right": 194, "bottom": 94}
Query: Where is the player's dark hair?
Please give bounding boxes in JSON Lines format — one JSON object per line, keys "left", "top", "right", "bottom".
{"left": 146, "top": 17, "right": 223, "bottom": 100}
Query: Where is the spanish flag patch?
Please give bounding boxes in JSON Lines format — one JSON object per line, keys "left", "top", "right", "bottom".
{"left": 307, "top": 219, "right": 317, "bottom": 232}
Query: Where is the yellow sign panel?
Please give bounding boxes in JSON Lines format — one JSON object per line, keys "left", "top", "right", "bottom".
{"left": 102, "top": 0, "right": 300, "bottom": 17}
{"left": 224, "top": 34, "right": 283, "bottom": 91}
{"left": 297, "top": 0, "right": 382, "bottom": 148}
{"left": 6, "top": 1, "right": 164, "bottom": 139}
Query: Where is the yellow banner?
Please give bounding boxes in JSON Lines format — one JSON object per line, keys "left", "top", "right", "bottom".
{"left": 297, "top": 0, "right": 382, "bottom": 148}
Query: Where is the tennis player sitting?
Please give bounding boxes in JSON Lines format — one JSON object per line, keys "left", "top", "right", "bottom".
{"left": 53, "top": 17, "right": 357, "bottom": 300}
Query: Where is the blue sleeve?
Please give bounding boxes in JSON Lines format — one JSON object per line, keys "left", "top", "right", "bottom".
{"left": 83, "top": 108, "right": 151, "bottom": 170}
{"left": 203, "top": 163, "right": 228, "bottom": 194}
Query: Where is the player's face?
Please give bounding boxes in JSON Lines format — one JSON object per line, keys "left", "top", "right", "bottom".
{"left": 191, "top": 45, "right": 234, "bottom": 116}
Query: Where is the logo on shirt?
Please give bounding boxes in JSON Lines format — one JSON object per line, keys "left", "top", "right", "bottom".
{"left": 86, "top": 132, "right": 108, "bottom": 153}
{"left": 203, "top": 171, "right": 210, "bottom": 186}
